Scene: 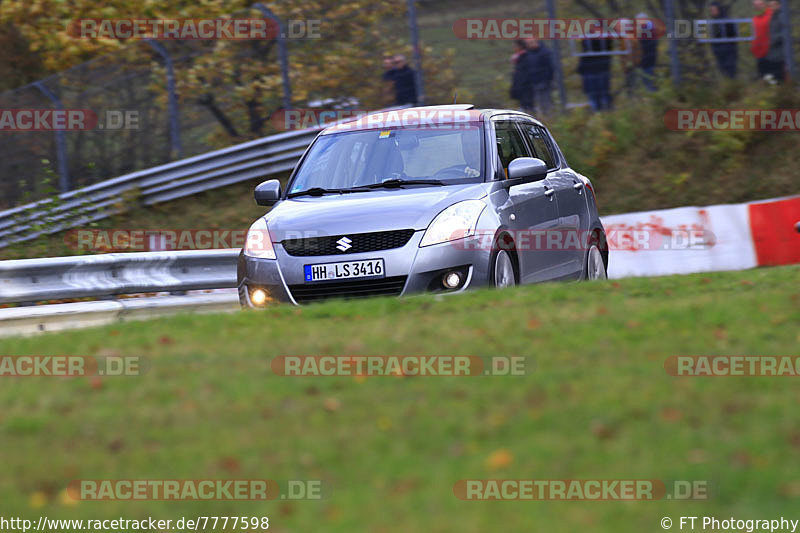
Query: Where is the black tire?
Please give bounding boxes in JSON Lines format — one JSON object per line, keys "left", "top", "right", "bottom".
{"left": 490, "top": 234, "right": 518, "bottom": 288}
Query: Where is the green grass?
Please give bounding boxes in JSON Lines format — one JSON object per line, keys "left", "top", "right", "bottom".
{"left": 1, "top": 266, "right": 799, "bottom": 531}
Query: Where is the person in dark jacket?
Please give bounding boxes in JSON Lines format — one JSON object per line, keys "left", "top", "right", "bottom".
{"left": 710, "top": 2, "right": 739, "bottom": 78}
{"left": 526, "top": 39, "right": 555, "bottom": 116}
{"left": 637, "top": 12, "right": 658, "bottom": 91}
{"left": 764, "top": 0, "right": 786, "bottom": 82}
{"left": 617, "top": 18, "right": 642, "bottom": 97}
{"left": 578, "top": 38, "right": 613, "bottom": 111}
{"left": 510, "top": 40, "right": 534, "bottom": 113}
{"left": 382, "top": 54, "right": 418, "bottom": 105}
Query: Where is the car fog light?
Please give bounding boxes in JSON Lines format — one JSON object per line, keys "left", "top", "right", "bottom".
{"left": 251, "top": 288, "right": 268, "bottom": 306}
{"left": 443, "top": 272, "right": 462, "bottom": 289}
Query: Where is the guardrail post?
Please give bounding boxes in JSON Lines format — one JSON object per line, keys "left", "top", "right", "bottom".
{"left": 145, "top": 40, "right": 183, "bottom": 159}
{"left": 252, "top": 3, "right": 293, "bottom": 110}
{"left": 406, "top": 0, "right": 425, "bottom": 105}
{"left": 546, "top": 0, "right": 568, "bottom": 113}
{"left": 779, "top": 0, "right": 796, "bottom": 80}
{"left": 664, "top": 0, "right": 681, "bottom": 85}
{"left": 664, "top": 0, "right": 682, "bottom": 84}
{"left": 32, "top": 82, "right": 71, "bottom": 192}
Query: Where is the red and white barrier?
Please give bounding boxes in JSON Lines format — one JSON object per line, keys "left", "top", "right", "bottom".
{"left": 748, "top": 196, "right": 800, "bottom": 267}
{"left": 601, "top": 194, "right": 800, "bottom": 279}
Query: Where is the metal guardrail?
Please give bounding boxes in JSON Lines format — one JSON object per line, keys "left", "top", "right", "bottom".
{"left": 695, "top": 18, "right": 754, "bottom": 43}
{"left": 0, "top": 249, "right": 239, "bottom": 304}
{"left": 0, "top": 292, "right": 240, "bottom": 337}
{"left": 0, "top": 127, "right": 319, "bottom": 248}
{"left": 0, "top": 105, "right": 409, "bottom": 250}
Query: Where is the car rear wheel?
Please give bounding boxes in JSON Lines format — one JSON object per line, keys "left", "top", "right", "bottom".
{"left": 585, "top": 244, "right": 607, "bottom": 280}
{"left": 493, "top": 250, "right": 516, "bottom": 288}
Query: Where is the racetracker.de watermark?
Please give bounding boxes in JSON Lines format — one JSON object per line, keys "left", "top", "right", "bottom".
{"left": 0, "top": 355, "right": 145, "bottom": 377}
{"left": 322, "top": 109, "right": 482, "bottom": 132}
{"left": 665, "top": 110, "right": 800, "bottom": 131}
{"left": 63, "top": 226, "right": 716, "bottom": 253}
{"left": 453, "top": 18, "right": 751, "bottom": 40}
{"left": 454, "top": 479, "right": 708, "bottom": 500}
{"left": 67, "top": 479, "right": 322, "bottom": 500}
{"left": 64, "top": 228, "right": 257, "bottom": 252}
{"left": 452, "top": 228, "right": 714, "bottom": 252}
{"left": 453, "top": 18, "right": 664, "bottom": 39}
{"left": 68, "top": 18, "right": 321, "bottom": 40}
{"left": 0, "top": 110, "right": 138, "bottom": 131}
{"left": 270, "top": 108, "right": 375, "bottom": 131}
{"left": 665, "top": 356, "right": 800, "bottom": 377}
{"left": 271, "top": 355, "right": 527, "bottom": 377}
{"left": 272, "top": 108, "right": 487, "bottom": 131}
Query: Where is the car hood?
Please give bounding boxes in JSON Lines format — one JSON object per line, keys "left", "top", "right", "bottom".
{"left": 264, "top": 183, "right": 489, "bottom": 239}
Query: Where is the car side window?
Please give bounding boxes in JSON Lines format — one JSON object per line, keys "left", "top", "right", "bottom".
{"left": 494, "top": 120, "right": 529, "bottom": 177}
{"left": 520, "top": 123, "right": 557, "bottom": 170}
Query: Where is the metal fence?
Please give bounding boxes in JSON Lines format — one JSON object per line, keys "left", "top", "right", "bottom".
{"left": 544, "top": 0, "right": 798, "bottom": 110}
{"left": 411, "top": 0, "right": 797, "bottom": 111}
{"left": 0, "top": 5, "right": 396, "bottom": 209}
{"left": 1, "top": 39, "right": 236, "bottom": 207}
{"left": 0, "top": 126, "right": 320, "bottom": 249}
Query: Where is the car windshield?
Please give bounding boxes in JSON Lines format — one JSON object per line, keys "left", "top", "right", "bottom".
{"left": 288, "top": 125, "right": 484, "bottom": 194}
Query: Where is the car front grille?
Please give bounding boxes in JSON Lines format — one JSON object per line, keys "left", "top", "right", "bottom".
{"left": 281, "top": 229, "right": 415, "bottom": 257}
{"left": 288, "top": 276, "right": 407, "bottom": 304}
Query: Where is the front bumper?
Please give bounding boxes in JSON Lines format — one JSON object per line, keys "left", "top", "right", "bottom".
{"left": 238, "top": 231, "right": 493, "bottom": 306}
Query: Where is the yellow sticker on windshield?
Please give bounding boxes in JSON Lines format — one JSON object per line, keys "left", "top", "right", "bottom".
{"left": 379, "top": 130, "right": 391, "bottom": 138}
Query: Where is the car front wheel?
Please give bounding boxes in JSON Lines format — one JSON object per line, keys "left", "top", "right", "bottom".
{"left": 585, "top": 244, "right": 607, "bottom": 280}
{"left": 492, "top": 249, "right": 516, "bottom": 288}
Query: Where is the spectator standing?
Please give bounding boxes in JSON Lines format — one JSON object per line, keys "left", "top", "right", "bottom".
{"left": 764, "top": 0, "right": 786, "bottom": 82}
{"left": 710, "top": 2, "right": 739, "bottom": 79}
{"left": 510, "top": 40, "right": 534, "bottom": 114}
{"left": 751, "top": 0, "right": 774, "bottom": 79}
{"left": 381, "top": 56, "right": 395, "bottom": 104}
{"left": 525, "top": 39, "right": 555, "bottom": 116}
{"left": 382, "top": 54, "right": 418, "bottom": 106}
{"left": 637, "top": 13, "right": 658, "bottom": 91}
{"left": 617, "top": 19, "right": 643, "bottom": 97}
{"left": 578, "top": 38, "right": 613, "bottom": 111}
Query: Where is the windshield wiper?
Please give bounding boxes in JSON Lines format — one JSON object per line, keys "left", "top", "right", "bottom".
{"left": 287, "top": 187, "right": 356, "bottom": 198}
{"left": 288, "top": 179, "right": 446, "bottom": 197}
{"left": 359, "top": 178, "right": 446, "bottom": 189}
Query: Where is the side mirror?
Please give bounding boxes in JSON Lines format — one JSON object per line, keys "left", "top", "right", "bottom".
{"left": 507, "top": 157, "right": 548, "bottom": 182}
{"left": 254, "top": 179, "right": 281, "bottom": 206}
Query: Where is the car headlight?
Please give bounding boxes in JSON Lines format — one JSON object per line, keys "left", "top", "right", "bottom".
{"left": 419, "top": 200, "right": 486, "bottom": 247}
{"left": 244, "top": 218, "right": 276, "bottom": 259}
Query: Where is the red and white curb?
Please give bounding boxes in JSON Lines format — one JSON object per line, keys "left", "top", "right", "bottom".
{"left": 601, "top": 194, "right": 800, "bottom": 279}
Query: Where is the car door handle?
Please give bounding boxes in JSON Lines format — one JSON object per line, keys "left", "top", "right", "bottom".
{"left": 544, "top": 188, "right": 555, "bottom": 198}
{"left": 573, "top": 182, "right": 583, "bottom": 190}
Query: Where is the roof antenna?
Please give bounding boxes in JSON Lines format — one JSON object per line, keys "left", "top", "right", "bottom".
{"left": 453, "top": 91, "right": 458, "bottom": 104}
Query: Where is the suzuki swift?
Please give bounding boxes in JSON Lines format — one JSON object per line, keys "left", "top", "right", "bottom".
{"left": 238, "top": 104, "right": 607, "bottom": 306}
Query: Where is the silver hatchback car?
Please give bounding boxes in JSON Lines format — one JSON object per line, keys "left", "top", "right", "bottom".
{"left": 238, "top": 104, "right": 607, "bottom": 306}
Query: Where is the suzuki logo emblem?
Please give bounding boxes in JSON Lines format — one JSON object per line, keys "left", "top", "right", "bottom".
{"left": 335, "top": 236, "right": 353, "bottom": 252}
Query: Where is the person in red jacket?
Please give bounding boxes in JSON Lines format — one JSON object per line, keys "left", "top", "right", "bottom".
{"left": 751, "top": 0, "right": 774, "bottom": 79}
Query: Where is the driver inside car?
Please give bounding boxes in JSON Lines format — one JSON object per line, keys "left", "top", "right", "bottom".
{"left": 462, "top": 130, "right": 481, "bottom": 178}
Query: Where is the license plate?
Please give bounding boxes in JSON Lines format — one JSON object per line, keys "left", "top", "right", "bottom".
{"left": 304, "top": 259, "right": 385, "bottom": 282}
